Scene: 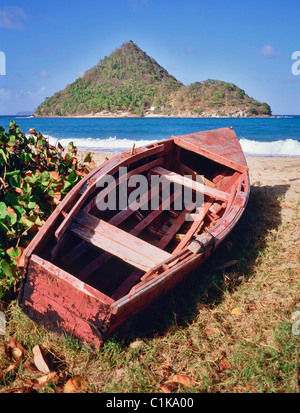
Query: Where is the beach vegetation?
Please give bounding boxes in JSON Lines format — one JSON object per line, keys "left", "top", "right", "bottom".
{"left": 0, "top": 121, "right": 94, "bottom": 298}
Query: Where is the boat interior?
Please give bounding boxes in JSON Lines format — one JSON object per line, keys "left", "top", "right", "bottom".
{"left": 42, "top": 140, "right": 245, "bottom": 301}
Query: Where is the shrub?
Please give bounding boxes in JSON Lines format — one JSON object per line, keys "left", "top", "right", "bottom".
{"left": 249, "top": 107, "right": 258, "bottom": 115}
{"left": 0, "top": 121, "right": 94, "bottom": 298}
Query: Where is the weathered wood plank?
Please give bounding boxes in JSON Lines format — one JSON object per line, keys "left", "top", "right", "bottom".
{"left": 83, "top": 157, "right": 163, "bottom": 213}
{"left": 150, "top": 166, "right": 230, "bottom": 202}
{"left": 111, "top": 269, "right": 143, "bottom": 300}
{"left": 55, "top": 144, "right": 165, "bottom": 240}
{"left": 68, "top": 179, "right": 172, "bottom": 276}
{"left": 156, "top": 207, "right": 192, "bottom": 250}
{"left": 20, "top": 254, "right": 113, "bottom": 347}
{"left": 76, "top": 183, "right": 179, "bottom": 279}
{"left": 69, "top": 210, "right": 171, "bottom": 271}
{"left": 178, "top": 163, "right": 216, "bottom": 189}
{"left": 172, "top": 198, "right": 214, "bottom": 254}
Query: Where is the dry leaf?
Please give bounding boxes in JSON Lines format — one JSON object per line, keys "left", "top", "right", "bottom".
{"left": 32, "top": 345, "right": 51, "bottom": 374}
{"left": 129, "top": 340, "right": 143, "bottom": 349}
{"left": 4, "top": 386, "right": 34, "bottom": 393}
{"left": 171, "top": 374, "right": 196, "bottom": 388}
{"left": 0, "top": 362, "right": 18, "bottom": 380}
{"left": 157, "top": 382, "right": 178, "bottom": 393}
{"left": 11, "top": 347, "right": 23, "bottom": 363}
{"left": 5, "top": 337, "right": 25, "bottom": 363}
{"left": 218, "top": 356, "right": 232, "bottom": 372}
{"left": 22, "top": 359, "right": 42, "bottom": 375}
{"left": 64, "top": 375, "right": 88, "bottom": 393}
{"left": 25, "top": 372, "right": 59, "bottom": 389}
{"left": 217, "top": 260, "right": 239, "bottom": 270}
{"left": 34, "top": 372, "right": 58, "bottom": 387}
{"left": 231, "top": 307, "right": 242, "bottom": 316}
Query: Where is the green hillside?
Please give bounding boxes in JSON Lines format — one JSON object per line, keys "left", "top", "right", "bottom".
{"left": 34, "top": 42, "right": 271, "bottom": 118}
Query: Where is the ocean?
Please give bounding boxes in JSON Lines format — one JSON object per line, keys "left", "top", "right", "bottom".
{"left": 1, "top": 115, "right": 300, "bottom": 157}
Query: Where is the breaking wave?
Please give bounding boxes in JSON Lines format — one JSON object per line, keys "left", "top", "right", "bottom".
{"left": 239, "top": 138, "right": 300, "bottom": 157}
{"left": 29, "top": 134, "right": 300, "bottom": 157}
{"left": 46, "top": 136, "right": 160, "bottom": 153}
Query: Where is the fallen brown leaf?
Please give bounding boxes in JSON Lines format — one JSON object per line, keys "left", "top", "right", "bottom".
{"left": 217, "top": 260, "right": 239, "bottom": 270}
{"left": 231, "top": 307, "right": 242, "bottom": 316}
{"left": 22, "top": 359, "right": 43, "bottom": 376}
{"left": 218, "top": 355, "right": 232, "bottom": 372}
{"left": 64, "top": 375, "right": 88, "bottom": 393}
{"left": 33, "top": 345, "right": 51, "bottom": 374}
{"left": 171, "top": 374, "right": 196, "bottom": 388}
{"left": 183, "top": 344, "right": 198, "bottom": 351}
{"left": 0, "top": 362, "right": 18, "bottom": 381}
{"left": 3, "top": 386, "right": 34, "bottom": 394}
{"left": 157, "top": 382, "right": 178, "bottom": 393}
{"left": 5, "top": 337, "right": 26, "bottom": 363}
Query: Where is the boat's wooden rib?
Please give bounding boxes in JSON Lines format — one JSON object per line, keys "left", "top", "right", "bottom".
{"left": 178, "top": 162, "right": 217, "bottom": 189}
{"left": 55, "top": 144, "right": 165, "bottom": 240}
{"left": 111, "top": 200, "right": 197, "bottom": 299}
{"left": 218, "top": 171, "right": 241, "bottom": 192}
{"left": 69, "top": 210, "right": 171, "bottom": 271}
{"left": 76, "top": 186, "right": 182, "bottom": 280}
{"left": 150, "top": 166, "right": 231, "bottom": 202}
{"left": 156, "top": 208, "right": 191, "bottom": 250}
{"left": 83, "top": 157, "right": 163, "bottom": 213}
{"left": 172, "top": 197, "right": 214, "bottom": 254}
{"left": 111, "top": 269, "right": 143, "bottom": 300}
{"left": 60, "top": 177, "right": 171, "bottom": 269}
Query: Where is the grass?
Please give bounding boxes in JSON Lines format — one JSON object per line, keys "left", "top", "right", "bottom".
{"left": 0, "top": 183, "right": 299, "bottom": 393}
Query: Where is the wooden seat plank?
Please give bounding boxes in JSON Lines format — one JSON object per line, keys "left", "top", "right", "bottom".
{"left": 59, "top": 167, "right": 169, "bottom": 267}
{"left": 76, "top": 185, "right": 181, "bottom": 280}
{"left": 69, "top": 210, "right": 171, "bottom": 271}
{"left": 150, "top": 166, "right": 230, "bottom": 202}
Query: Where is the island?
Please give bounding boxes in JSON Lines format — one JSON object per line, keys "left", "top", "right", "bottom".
{"left": 34, "top": 41, "right": 272, "bottom": 118}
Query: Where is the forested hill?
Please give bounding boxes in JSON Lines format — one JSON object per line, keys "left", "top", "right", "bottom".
{"left": 34, "top": 41, "right": 272, "bottom": 118}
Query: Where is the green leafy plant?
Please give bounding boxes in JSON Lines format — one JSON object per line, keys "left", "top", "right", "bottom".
{"left": 0, "top": 121, "right": 94, "bottom": 298}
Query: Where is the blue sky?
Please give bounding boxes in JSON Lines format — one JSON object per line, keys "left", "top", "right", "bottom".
{"left": 0, "top": 0, "right": 299, "bottom": 115}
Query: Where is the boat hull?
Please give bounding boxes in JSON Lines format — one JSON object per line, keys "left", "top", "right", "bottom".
{"left": 19, "top": 127, "right": 250, "bottom": 347}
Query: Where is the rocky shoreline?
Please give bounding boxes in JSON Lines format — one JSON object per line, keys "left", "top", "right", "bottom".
{"left": 33, "top": 109, "right": 273, "bottom": 118}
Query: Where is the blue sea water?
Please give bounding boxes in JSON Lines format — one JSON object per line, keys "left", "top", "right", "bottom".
{"left": 1, "top": 115, "right": 300, "bottom": 156}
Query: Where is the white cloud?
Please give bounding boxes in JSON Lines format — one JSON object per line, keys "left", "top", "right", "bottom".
{"left": 0, "top": 88, "right": 13, "bottom": 101}
{"left": 257, "top": 44, "right": 279, "bottom": 59}
{"left": 181, "top": 46, "right": 197, "bottom": 54}
{"left": 21, "top": 87, "right": 46, "bottom": 99}
{"left": 0, "top": 6, "right": 28, "bottom": 30}
{"left": 36, "top": 70, "right": 49, "bottom": 78}
{"left": 128, "top": 0, "right": 149, "bottom": 11}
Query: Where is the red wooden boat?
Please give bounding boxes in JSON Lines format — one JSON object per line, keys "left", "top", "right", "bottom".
{"left": 19, "top": 127, "right": 250, "bottom": 347}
